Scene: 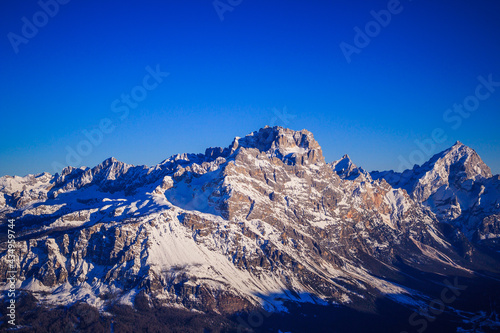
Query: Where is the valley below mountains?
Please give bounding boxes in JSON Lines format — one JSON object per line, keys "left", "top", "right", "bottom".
{"left": 1, "top": 126, "right": 500, "bottom": 332}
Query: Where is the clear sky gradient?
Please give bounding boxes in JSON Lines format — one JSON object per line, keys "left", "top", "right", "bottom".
{"left": 1, "top": 0, "right": 499, "bottom": 176}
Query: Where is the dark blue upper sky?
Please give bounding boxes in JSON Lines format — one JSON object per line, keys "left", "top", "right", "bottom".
{"left": 1, "top": 0, "right": 500, "bottom": 176}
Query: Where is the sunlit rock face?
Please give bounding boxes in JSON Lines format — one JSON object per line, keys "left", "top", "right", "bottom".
{"left": 372, "top": 141, "right": 500, "bottom": 239}
{"left": 1, "top": 127, "right": 499, "bottom": 316}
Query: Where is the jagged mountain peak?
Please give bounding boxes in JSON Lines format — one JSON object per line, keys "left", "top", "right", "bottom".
{"left": 329, "top": 154, "right": 371, "bottom": 181}
{"left": 54, "top": 157, "right": 129, "bottom": 184}
{"left": 372, "top": 141, "right": 492, "bottom": 193}
{"left": 91, "top": 156, "right": 135, "bottom": 180}
{"left": 270, "top": 127, "right": 323, "bottom": 165}
{"left": 202, "top": 126, "right": 325, "bottom": 166}
{"left": 419, "top": 141, "right": 492, "bottom": 181}
{"left": 163, "top": 127, "right": 324, "bottom": 167}
{"left": 101, "top": 156, "right": 120, "bottom": 165}
{"left": 232, "top": 126, "right": 320, "bottom": 152}
{"left": 371, "top": 141, "right": 498, "bottom": 236}
{"left": 331, "top": 154, "right": 354, "bottom": 167}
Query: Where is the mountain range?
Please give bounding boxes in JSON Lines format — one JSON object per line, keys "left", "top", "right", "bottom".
{"left": 1, "top": 126, "right": 500, "bottom": 332}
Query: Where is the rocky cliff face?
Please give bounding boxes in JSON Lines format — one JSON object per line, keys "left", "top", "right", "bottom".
{"left": 1, "top": 127, "right": 499, "bottom": 319}
{"left": 372, "top": 141, "right": 500, "bottom": 241}
{"left": 329, "top": 154, "right": 372, "bottom": 181}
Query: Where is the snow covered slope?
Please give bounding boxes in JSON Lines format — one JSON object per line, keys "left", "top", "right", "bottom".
{"left": 0, "top": 127, "right": 499, "bottom": 317}
{"left": 329, "top": 154, "right": 372, "bottom": 181}
{"left": 372, "top": 141, "right": 500, "bottom": 241}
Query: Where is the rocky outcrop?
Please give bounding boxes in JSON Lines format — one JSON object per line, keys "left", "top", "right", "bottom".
{"left": 372, "top": 141, "right": 500, "bottom": 241}
{"left": 0, "top": 127, "right": 499, "bottom": 316}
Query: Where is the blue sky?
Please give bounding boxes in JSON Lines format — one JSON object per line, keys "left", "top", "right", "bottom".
{"left": 1, "top": 0, "right": 499, "bottom": 176}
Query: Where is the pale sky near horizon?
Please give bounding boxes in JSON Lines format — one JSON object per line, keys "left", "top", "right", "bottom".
{"left": 1, "top": 0, "right": 499, "bottom": 176}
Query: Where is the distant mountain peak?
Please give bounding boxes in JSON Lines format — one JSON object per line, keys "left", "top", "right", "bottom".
{"left": 372, "top": 140, "right": 494, "bottom": 205}
{"left": 329, "top": 154, "right": 371, "bottom": 181}
{"left": 426, "top": 141, "right": 492, "bottom": 179}
{"left": 105, "top": 156, "right": 119, "bottom": 164}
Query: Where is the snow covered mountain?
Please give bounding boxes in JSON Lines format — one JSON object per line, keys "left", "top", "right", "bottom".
{"left": 1, "top": 127, "right": 500, "bottom": 332}
{"left": 329, "top": 154, "right": 372, "bottom": 181}
{"left": 372, "top": 141, "right": 500, "bottom": 243}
